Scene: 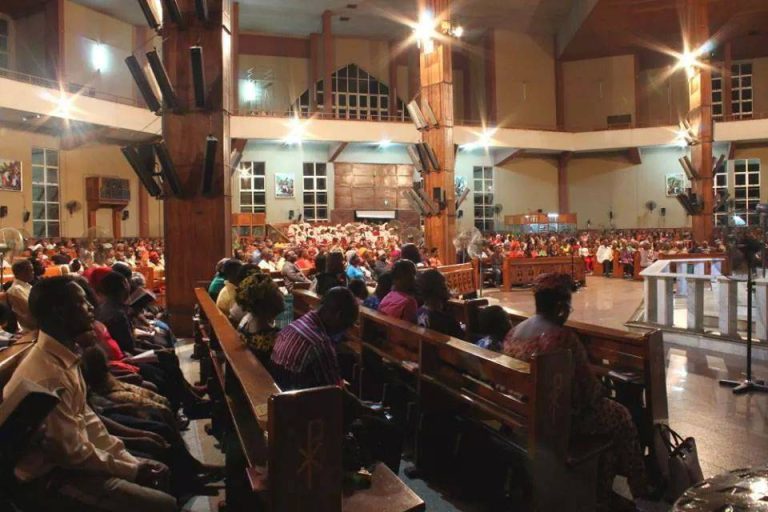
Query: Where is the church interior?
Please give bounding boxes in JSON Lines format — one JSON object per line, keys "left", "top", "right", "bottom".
{"left": 0, "top": 0, "right": 767, "bottom": 511}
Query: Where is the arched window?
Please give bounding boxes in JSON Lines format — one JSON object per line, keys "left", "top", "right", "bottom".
{"left": 0, "top": 14, "right": 13, "bottom": 70}
{"left": 293, "top": 64, "right": 406, "bottom": 121}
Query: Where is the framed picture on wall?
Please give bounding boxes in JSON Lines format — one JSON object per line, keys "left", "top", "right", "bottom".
{"left": 665, "top": 173, "right": 687, "bottom": 197}
{"left": 275, "top": 173, "right": 295, "bottom": 198}
{"left": 0, "top": 159, "right": 22, "bottom": 191}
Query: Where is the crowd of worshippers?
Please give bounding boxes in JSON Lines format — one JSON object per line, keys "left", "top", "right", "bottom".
{"left": 3, "top": 238, "right": 166, "bottom": 276}
{"left": 0, "top": 262, "right": 218, "bottom": 511}
{"left": 211, "top": 242, "right": 656, "bottom": 510}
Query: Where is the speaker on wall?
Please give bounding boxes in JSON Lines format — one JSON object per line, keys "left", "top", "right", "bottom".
{"left": 146, "top": 49, "right": 180, "bottom": 111}
{"left": 201, "top": 135, "right": 218, "bottom": 197}
{"left": 660, "top": 207, "right": 666, "bottom": 217}
{"left": 153, "top": 141, "right": 183, "bottom": 197}
{"left": 190, "top": 46, "right": 206, "bottom": 108}
{"left": 121, "top": 145, "right": 162, "bottom": 198}
{"left": 122, "top": 210, "right": 130, "bottom": 221}
{"left": 0, "top": 206, "right": 7, "bottom": 218}
{"left": 23, "top": 210, "right": 30, "bottom": 223}
{"left": 288, "top": 210, "right": 294, "bottom": 220}
{"left": 125, "top": 55, "right": 161, "bottom": 113}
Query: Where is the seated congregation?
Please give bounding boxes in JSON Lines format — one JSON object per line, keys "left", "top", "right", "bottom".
{"left": 0, "top": 227, "right": 674, "bottom": 511}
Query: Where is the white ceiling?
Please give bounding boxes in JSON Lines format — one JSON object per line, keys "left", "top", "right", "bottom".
{"left": 71, "top": 0, "right": 575, "bottom": 38}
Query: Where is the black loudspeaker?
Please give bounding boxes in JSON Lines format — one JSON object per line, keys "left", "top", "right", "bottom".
{"left": 660, "top": 207, "right": 666, "bottom": 217}
{"left": 201, "top": 135, "right": 218, "bottom": 197}
{"left": 122, "top": 145, "right": 162, "bottom": 197}
{"left": 288, "top": 210, "right": 294, "bottom": 220}
{"left": 0, "top": 206, "right": 6, "bottom": 218}
{"left": 194, "top": 0, "right": 209, "bottom": 21}
{"left": 137, "top": 0, "right": 160, "bottom": 30}
{"left": 23, "top": 210, "right": 30, "bottom": 223}
{"left": 153, "top": 141, "right": 183, "bottom": 197}
{"left": 146, "top": 49, "right": 179, "bottom": 110}
{"left": 161, "top": 0, "right": 183, "bottom": 24}
{"left": 609, "top": 210, "right": 614, "bottom": 220}
{"left": 457, "top": 210, "right": 464, "bottom": 219}
{"left": 190, "top": 46, "right": 206, "bottom": 108}
{"left": 122, "top": 210, "right": 129, "bottom": 221}
{"left": 125, "top": 55, "right": 161, "bottom": 113}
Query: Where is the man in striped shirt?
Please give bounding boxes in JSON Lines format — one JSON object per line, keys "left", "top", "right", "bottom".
{"left": 271, "top": 287, "right": 358, "bottom": 390}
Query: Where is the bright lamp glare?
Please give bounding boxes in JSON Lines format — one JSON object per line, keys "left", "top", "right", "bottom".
{"left": 452, "top": 26, "right": 464, "bottom": 38}
{"left": 414, "top": 10, "right": 437, "bottom": 54}
{"left": 242, "top": 80, "right": 260, "bottom": 102}
{"left": 378, "top": 139, "right": 392, "bottom": 149}
{"left": 284, "top": 117, "right": 306, "bottom": 145}
{"left": 55, "top": 95, "right": 73, "bottom": 118}
{"left": 91, "top": 42, "right": 108, "bottom": 71}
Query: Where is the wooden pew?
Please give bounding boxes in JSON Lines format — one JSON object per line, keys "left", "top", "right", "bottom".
{"left": 491, "top": 306, "right": 668, "bottom": 457}
{"left": 195, "top": 288, "right": 424, "bottom": 512}
{"left": 502, "top": 256, "right": 586, "bottom": 290}
{"left": 432, "top": 262, "right": 477, "bottom": 297}
{"left": 0, "top": 334, "right": 35, "bottom": 390}
{"left": 419, "top": 336, "right": 608, "bottom": 511}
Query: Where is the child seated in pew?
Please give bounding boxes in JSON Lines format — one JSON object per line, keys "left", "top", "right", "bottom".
{"left": 363, "top": 271, "right": 392, "bottom": 310}
{"left": 475, "top": 305, "right": 512, "bottom": 351}
{"left": 415, "top": 269, "right": 465, "bottom": 339}
{"left": 234, "top": 271, "right": 285, "bottom": 366}
{"left": 502, "top": 272, "right": 649, "bottom": 512}
{"left": 378, "top": 260, "right": 418, "bottom": 323}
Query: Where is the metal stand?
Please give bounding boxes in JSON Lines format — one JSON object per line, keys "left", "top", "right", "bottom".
{"left": 719, "top": 254, "right": 768, "bottom": 394}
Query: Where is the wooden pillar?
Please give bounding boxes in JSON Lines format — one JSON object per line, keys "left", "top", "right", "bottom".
{"left": 558, "top": 152, "right": 572, "bottom": 213}
{"left": 232, "top": 1, "right": 240, "bottom": 108}
{"left": 162, "top": 0, "right": 233, "bottom": 334}
{"left": 309, "top": 33, "right": 320, "bottom": 111}
{"left": 322, "top": 10, "right": 334, "bottom": 116}
{"left": 388, "top": 41, "right": 398, "bottom": 118}
{"left": 484, "top": 30, "right": 497, "bottom": 125}
{"left": 421, "top": 0, "right": 456, "bottom": 264}
{"left": 138, "top": 186, "right": 150, "bottom": 237}
{"left": 685, "top": 0, "right": 714, "bottom": 242}
{"left": 555, "top": 53, "right": 564, "bottom": 130}
{"left": 633, "top": 54, "right": 641, "bottom": 127}
{"left": 723, "top": 42, "right": 733, "bottom": 120}
{"left": 44, "top": 0, "right": 64, "bottom": 81}
{"left": 112, "top": 209, "right": 122, "bottom": 239}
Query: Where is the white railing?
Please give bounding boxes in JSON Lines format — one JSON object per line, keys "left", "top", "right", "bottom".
{"left": 641, "top": 258, "right": 725, "bottom": 334}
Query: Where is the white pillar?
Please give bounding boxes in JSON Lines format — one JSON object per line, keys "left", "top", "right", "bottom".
{"left": 686, "top": 278, "right": 705, "bottom": 333}
{"left": 657, "top": 277, "right": 675, "bottom": 327}
{"left": 718, "top": 276, "right": 738, "bottom": 338}
{"left": 645, "top": 276, "right": 658, "bottom": 323}
{"left": 755, "top": 278, "right": 768, "bottom": 342}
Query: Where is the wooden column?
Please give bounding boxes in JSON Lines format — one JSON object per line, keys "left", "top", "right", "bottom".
{"left": 322, "top": 10, "right": 334, "bottom": 116}
{"left": 685, "top": 0, "right": 714, "bottom": 242}
{"left": 162, "top": 0, "right": 233, "bottom": 334}
{"left": 138, "top": 186, "right": 150, "bottom": 238}
{"left": 112, "top": 209, "right": 122, "bottom": 239}
{"left": 633, "top": 53, "right": 641, "bottom": 127}
{"left": 723, "top": 42, "right": 733, "bottom": 120}
{"left": 555, "top": 54, "right": 565, "bottom": 130}
{"left": 44, "top": 0, "right": 64, "bottom": 81}
{"left": 484, "top": 30, "right": 497, "bottom": 125}
{"left": 558, "top": 152, "right": 572, "bottom": 213}
{"left": 309, "top": 33, "right": 321, "bottom": 111}
{"left": 388, "top": 41, "right": 398, "bottom": 118}
{"left": 232, "top": 1, "right": 240, "bottom": 108}
{"left": 421, "top": 0, "right": 456, "bottom": 264}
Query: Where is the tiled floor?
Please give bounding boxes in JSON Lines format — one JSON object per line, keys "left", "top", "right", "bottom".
{"left": 486, "top": 275, "right": 645, "bottom": 331}
{"left": 178, "top": 276, "right": 768, "bottom": 511}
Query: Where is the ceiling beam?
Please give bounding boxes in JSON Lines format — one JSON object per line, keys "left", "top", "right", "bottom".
{"left": 328, "top": 142, "right": 348, "bottom": 163}
{"left": 556, "top": 0, "right": 600, "bottom": 57}
{"left": 627, "top": 147, "right": 642, "bottom": 165}
{"left": 0, "top": 0, "right": 48, "bottom": 19}
{"left": 494, "top": 148, "right": 525, "bottom": 167}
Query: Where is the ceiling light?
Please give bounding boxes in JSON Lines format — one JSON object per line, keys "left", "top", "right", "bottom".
{"left": 452, "top": 25, "right": 464, "bottom": 38}
{"left": 91, "top": 42, "right": 108, "bottom": 71}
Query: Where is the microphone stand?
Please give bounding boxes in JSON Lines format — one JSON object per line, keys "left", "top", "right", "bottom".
{"left": 719, "top": 242, "right": 768, "bottom": 394}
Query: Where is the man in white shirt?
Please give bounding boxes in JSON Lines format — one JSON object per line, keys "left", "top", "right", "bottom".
{"left": 257, "top": 249, "right": 278, "bottom": 273}
{"left": 7, "top": 260, "right": 37, "bottom": 333}
{"left": 596, "top": 241, "right": 614, "bottom": 278}
{"left": 6, "top": 276, "right": 176, "bottom": 511}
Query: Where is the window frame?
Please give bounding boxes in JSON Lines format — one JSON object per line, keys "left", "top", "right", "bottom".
{"left": 31, "top": 147, "right": 60, "bottom": 238}
{"left": 238, "top": 161, "right": 266, "bottom": 214}
{"left": 472, "top": 166, "right": 495, "bottom": 232}
{"left": 302, "top": 162, "right": 328, "bottom": 221}
{"left": 0, "top": 14, "right": 14, "bottom": 70}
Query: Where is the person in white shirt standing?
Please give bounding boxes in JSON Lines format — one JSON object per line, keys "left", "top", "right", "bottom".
{"left": 5, "top": 276, "right": 177, "bottom": 511}
{"left": 7, "top": 259, "right": 37, "bottom": 333}
{"left": 596, "top": 240, "right": 614, "bottom": 278}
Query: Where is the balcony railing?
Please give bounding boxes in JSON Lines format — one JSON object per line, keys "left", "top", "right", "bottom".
{"left": 0, "top": 66, "right": 138, "bottom": 107}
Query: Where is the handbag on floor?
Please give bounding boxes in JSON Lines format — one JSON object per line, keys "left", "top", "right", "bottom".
{"left": 654, "top": 423, "right": 704, "bottom": 502}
